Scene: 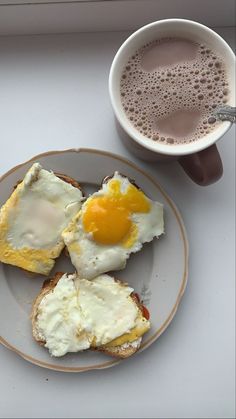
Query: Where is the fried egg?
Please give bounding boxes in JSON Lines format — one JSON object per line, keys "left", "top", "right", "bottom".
{"left": 35, "top": 273, "right": 150, "bottom": 357}
{"left": 0, "top": 163, "right": 83, "bottom": 275}
{"left": 62, "top": 172, "right": 164, "bottom": 279}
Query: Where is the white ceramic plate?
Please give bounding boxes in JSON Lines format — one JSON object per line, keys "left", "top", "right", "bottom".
{"left": 0, "top": 149, "right": 188, "bottom": 372}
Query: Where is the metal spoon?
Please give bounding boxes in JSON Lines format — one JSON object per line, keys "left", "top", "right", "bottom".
{"left": 212, "top": 105, "right": 236, "bottom": 123}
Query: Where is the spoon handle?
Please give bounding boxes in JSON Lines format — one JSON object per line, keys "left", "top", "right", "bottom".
{"left": 213, "top": 105, "right": 236, "bottom": 123}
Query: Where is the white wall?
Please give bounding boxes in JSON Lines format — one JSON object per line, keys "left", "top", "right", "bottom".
{"left": 0, "top": 0, "right": 235, "bottom": 36}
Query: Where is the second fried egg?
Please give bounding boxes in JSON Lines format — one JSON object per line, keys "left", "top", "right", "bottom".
{"left": 62, "top": 172, "right": 164, "bottom": 279}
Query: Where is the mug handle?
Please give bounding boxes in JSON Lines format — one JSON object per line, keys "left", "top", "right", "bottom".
{"left": 178, "top": 144, "right": 223, "bottom": 186}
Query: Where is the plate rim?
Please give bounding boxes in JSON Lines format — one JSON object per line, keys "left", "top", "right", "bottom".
{"left": 0, "top": 148, "right": 189, "bottom": 372}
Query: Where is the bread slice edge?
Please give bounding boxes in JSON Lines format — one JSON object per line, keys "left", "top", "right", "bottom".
{"left": 31, "top": 272, "right": 146, "bottom": 358}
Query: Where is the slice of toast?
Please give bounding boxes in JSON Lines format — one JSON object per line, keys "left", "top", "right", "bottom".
{"left": 31, "top": 272, "right": 150, "bottom": 358}
{"left": 0, "top": 163, "right": 84, "bottom": 275}
{"left": 62, "top": 171, "right": 164, "bottom": 280}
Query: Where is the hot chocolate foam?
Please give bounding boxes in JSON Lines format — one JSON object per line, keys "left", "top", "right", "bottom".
{"left": 120, "top": 38, "right": 229, "bottom": 144}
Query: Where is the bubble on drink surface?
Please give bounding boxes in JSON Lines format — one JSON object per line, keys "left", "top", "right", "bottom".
{"left": 208, "top": 117, "right": 216, "bottom": 124}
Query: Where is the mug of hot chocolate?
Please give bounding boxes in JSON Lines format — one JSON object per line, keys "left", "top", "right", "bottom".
{"left": 109, "top": 19, "right": 235, "bottom": 186}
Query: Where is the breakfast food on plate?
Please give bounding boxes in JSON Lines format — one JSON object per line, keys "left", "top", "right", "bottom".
{"left": 31, "top": 272, "right": 150, "bottom": 358}
{"left": 0, "top": 163, "right": 83, "bottom": 275}
{"left": 0, "top": 161, "right": 164, "bottom": 362}
{"left": 62, "top": 172, "right": 164, "bottom": 280}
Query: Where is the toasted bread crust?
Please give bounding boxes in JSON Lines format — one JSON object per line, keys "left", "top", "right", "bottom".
{"left": 31, "top": 273, "right": 146, "bottom": 358}
{"left": 94, "top": 341, "right": 141, "bottom": 358}
{"left": 54, "top": 173, "right": 83, "bottom": 194}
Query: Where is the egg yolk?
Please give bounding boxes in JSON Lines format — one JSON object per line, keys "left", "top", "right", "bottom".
{"left": 82, "top": 179, "right": 150, "bottom": 245}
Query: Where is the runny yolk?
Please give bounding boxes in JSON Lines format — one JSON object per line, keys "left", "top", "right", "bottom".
{"left": 82, "top": 179, "right": 150, "bottom": 245}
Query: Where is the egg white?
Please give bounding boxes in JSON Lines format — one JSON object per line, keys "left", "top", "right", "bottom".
{"left": 63, "top": 173, "right": 164, "bottom": 280}
{"left": 36, "top": 273, "right": 150, "bottom": 357}
{"left": 0, "top": 163, "right": 83, "bottom": 275}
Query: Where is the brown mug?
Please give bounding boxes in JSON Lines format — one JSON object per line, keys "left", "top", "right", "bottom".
{"left": 109, "top": 19, "right": 235, "bottom": 186}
